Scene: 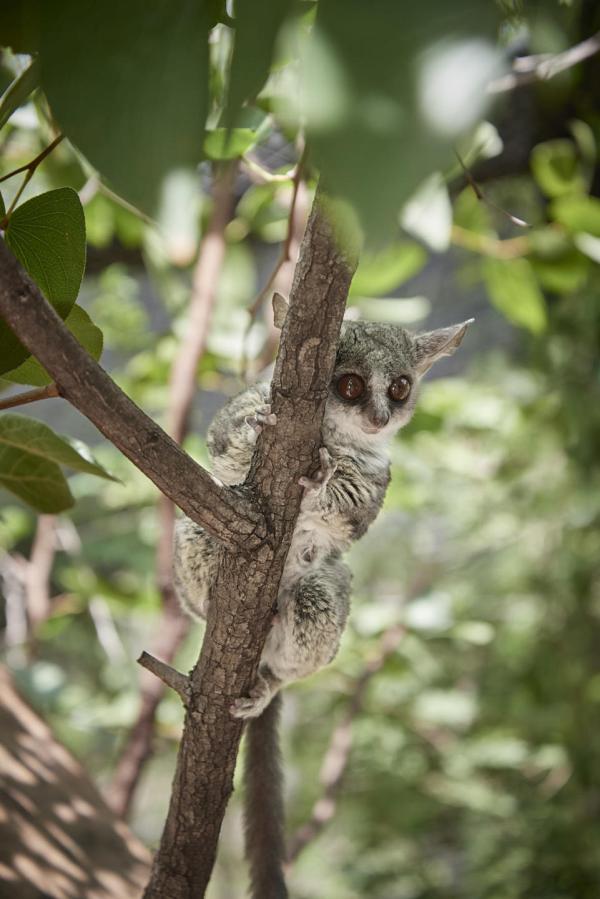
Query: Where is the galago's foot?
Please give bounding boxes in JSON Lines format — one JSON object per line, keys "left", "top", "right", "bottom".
{"left": 230, "top": 671, "right": 277, "bottom": 719}
{"left": 245, "top": 403, "right": 277, "bottom": 434}
{"left": 299, "top": 447, "right": 337, "bottom": 492}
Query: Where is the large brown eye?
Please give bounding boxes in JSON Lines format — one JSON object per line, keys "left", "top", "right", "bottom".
{"left": 336, "top": 374, "right": 365, "bottom": 401}
{"left": 388, "top": 376, "right": 411, "bottom": 402}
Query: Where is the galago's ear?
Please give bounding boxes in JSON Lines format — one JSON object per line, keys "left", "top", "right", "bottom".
{"left": 414, "top": 319, "right": 474, "bottom": 375}
{"left": 272, "top": 292, "right": 289, "bottom": 329}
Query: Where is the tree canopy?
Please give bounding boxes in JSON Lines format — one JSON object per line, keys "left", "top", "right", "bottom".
{"left": 1, "top": 0, "right": 600, "bottom": 896}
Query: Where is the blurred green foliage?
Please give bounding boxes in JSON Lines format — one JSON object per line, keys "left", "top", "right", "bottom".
{"left": 1, "top": 1, "right": 600, "bottom": 897}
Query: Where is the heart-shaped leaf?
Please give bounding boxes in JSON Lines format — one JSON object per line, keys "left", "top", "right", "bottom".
{"left": 483, "top": 258, "right": 547, "bottom": 334}
{"left": 40, "top": 0, "right": 210, "bottom": 212}
{"left": 0, "top": 447, "right": 74, "bottom": 513}
{"left": 1, "top": 187, "right": 86, "bottom": 374}
{"left": 0, "top": 414, "right": 116, "bottom": 481}
{"left": 3, "top": 306, "right": 103, "bottom": 386}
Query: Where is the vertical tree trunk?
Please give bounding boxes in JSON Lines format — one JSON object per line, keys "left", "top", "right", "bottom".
{"left": 142, "top": 194, "right": 358, "bottom": 897}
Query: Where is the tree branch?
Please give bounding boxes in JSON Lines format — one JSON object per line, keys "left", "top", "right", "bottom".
{"left": 142, "top": 190, "right": 358, "bottom": 898}
{"left": 242, "top": 147, "right": 307, "bottom": 378}
{"left": 137, "top": 652, "right": 191, "bottom": 704}
{"left": 107, "top": 163, "right": 236, "bottom": 820}
{"left": 488, "top": 31, "right": 600, "bottom": 94}
{"left": 0, "top": 382, "right": 59, "bottom": 411}
{"left": 25, "top": 514, "right": 56, "bottom": 632}
{"left": 0, "top": 238, "right": 266, "bottom": 553}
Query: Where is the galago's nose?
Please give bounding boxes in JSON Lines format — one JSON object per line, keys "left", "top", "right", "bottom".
{"left": 367, "top": 407, "right": 390, "bottom": 429}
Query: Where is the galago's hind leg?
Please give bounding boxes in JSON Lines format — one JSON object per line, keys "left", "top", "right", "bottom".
{"left": 230, "top": 555, "right": 351, "bottom": 719}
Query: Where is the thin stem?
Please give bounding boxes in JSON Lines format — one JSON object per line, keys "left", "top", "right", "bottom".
{"left": 0, "top": 133, "right": 64, "bottom": 183}
{"left": 0, "top": 383, "right": 60, "bottom": 412}
{"left": 1, "top": 134, "right": 65, "bottom": 228}
{"left": 454, "top": 150, "right": 530, "bottom": 229}
{"left": 137, "top": 652, "right": 191, "bottom": 705}
{"left": 25, "top": 515, "right": 56, "bottom": 632}
{"left": 242, "top": 156, "right": 297, "bottom": 184}
{"left": 488, "top": 31, "right": 600, "bottom": 94}
{"left": 242, "top": 144, "right": 307, "bottom": 378}
{"left": 451, "top": 224, "right": 531, "bottom": 260}
{"left": 106, "top": 162, "right": 236, "bottom": 820}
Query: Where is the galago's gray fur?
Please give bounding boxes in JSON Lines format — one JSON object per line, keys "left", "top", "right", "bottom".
{"left": 174, "top": 300, "right": 471, "bottom": 897}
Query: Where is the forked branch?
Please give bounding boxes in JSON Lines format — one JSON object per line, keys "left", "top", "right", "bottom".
{"left": 0, "top": 239, "right": 265, "bottom": 552}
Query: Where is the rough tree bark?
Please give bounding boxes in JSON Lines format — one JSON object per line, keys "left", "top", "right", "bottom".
{"left": 107, "top": 162, "right": 236, "bottom": 820}
{"left": 0, "top": 190, "right": 358, "bottom": 896}
{"left": 142, "top": 195, "right": 357, "bottom": 897}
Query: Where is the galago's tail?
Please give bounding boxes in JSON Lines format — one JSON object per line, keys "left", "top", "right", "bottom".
{"left": 243, "top": 693, "right": 288, "bottom": 899}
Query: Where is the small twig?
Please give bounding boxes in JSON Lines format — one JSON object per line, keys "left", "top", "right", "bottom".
{"left": 451, "top": 224, "right": 531, "bottom": 260}
{"left": 165, "top": 161, "right": 237, "bottom": 443}
{"left": 241, "top": 144, "right": 307, "bottom": 379}
{"left": 137, "top": 651, "right": 191, "bottom": 705}
{"left": 0, "top": 134, "right": 65, "bottom": 227}
{"left": 0, "top": 383, "right": 60, "bottom": 412}
{"left": 241, "top": 156, "right": 297, "bottom": 184}
{"left": 454, "top": 150, "right": 530, "bottom": 229}
{"left": 107, "top": 161, "right": 236, "bottom": 820}
{"left": 98, "top": 180, "right": 155, "bottom": 226}
{"left": 488, "top": 31, "right": 600, "bottom": 94}
{"left": 25, "top": 515, "right": 56, "bottom": 632}
{"left": 246, "top": 147, "right": 306, "bottom": 323}
{"left": 78, "top": 175, "right": 100, "bottom": 206}
{"left": 0, "top": 133, "right": 64, "bottom": 184}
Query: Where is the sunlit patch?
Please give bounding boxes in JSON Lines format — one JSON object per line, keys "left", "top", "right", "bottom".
{"left": 53, "top": 802, "right": 78, "bottom": 824}
{"left": 0, "top": 746, "right": 36, "bottom": 786}
{"left": 417, "top": 38, "right": 501, "bottom": 137}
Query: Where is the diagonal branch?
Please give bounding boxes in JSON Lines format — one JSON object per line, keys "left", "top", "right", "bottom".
{"left": 107, "top": 162, "right": 237, "bottom": 820}
{"left": 0, "top": 238, "right": 265, "bottom": 553}
{"left": 488, "top": 31, "right": 600, "bottom": 94}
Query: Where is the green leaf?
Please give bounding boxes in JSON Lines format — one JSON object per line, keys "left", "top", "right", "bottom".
{"left": 0, "top": 2, "right": 41, "bottom": 53}
{"left": 40, "top": 0, "right": 210, "bottom": 212}
{"left": 551, "top": 194, "right": 600, "bottom": 237}
{"left": 453, "top": 186, "right": 494, "bottom": 235}
{"left": 531, "top": 139, "right": 585, "bottom": 199}
{"left": 306, "top": 0, "right": 500, "bottom": 242}
{"left": 0, "top": 447, "right": 74, "bottom": 513}
{"left": 0, "top": 58, "right": 40, "bottom": 130}
{"left": 401, "top": 174, "right": 452, "bottom": 252}
{"left": 0, "top": 192, "right": 5, "bottom": 220}
{"left": 1, "top": 187, "right": 86, "bottom": 374}
{"left": 530, "top": 250, "right": 590, "bottom": 295}
{"left": 350, "top": 242, "right": 426, "bottom": 297}
{"left": 3, "top": 306, "right": 103, "bottom": 387}
{"left": 204, "top": 126, "right": 265, "bottom": 161}
{"left": 5, "top": 188, "right": 86, "bottom": 315}
{"left": 225, "top": 0, "right": 295, "bottom": 128}
{"left": 0, "top": 414, "right": 116, "bottom": 481}
{"left": 483, "top": 258, "right": 547, "bottom": 334}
